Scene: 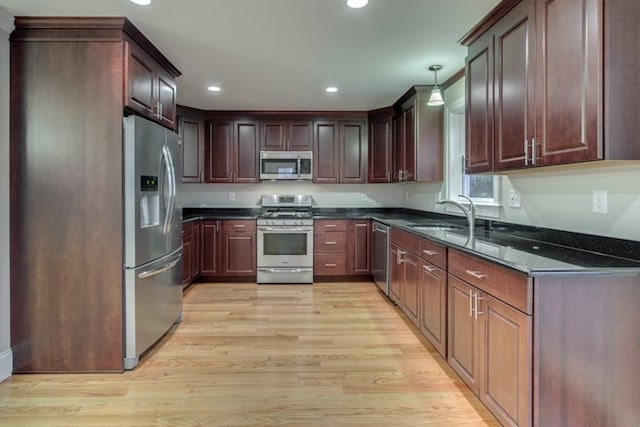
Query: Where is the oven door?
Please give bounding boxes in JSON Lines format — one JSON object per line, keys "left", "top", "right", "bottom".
{"left": 257, "top": 225, "right": 313, "bottom": 267}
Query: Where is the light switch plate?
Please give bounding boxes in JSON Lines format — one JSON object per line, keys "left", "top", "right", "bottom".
{"left": 509, "top": 190, "right": 521, "bottom": 208}
{"left": 592, "top": 190, "right": 607, "bottom": 214}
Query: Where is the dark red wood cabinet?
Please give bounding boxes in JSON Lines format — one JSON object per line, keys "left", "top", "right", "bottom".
{"left": 9, "top": 17, "right": 180, "bottom": 372}
{"left": 313, "top": 121, "right": 366, "bottom": 183}
{"left": 463, "top": 0, "right": 640, "bottom": 172}
{"left": 260, "top": 120, "right": 313, "bottom": 151}
{"left": 220, "top": 220, "right": 257, "bottom": 276}
{"left": 178, "top": 106, "right": 206, "bottom": 183}
{"left": 393, "top": 87, "right": 443, "bottom": 182}
{"left": 367, "top": 108, "right": 394, "bottom": 183}
{"left": 200, "top": 220, "right": 221, "bottom": 276}
{"left": 204, "top": 120, "right": 259, "bottom": 183}
{"left": 182, "top": 220, "right": 200, "bottom": 287}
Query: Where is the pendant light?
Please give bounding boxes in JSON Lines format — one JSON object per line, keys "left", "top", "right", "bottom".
{"left": 427, "top": 64, "right": 444, "bottom": 106}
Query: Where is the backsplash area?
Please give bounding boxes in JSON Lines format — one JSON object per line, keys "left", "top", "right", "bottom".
{"left": 181, "top": 161, "right": 640, "bottom": 243}
{"left": 181, "top": 182, "right": 404, "bottom": 208}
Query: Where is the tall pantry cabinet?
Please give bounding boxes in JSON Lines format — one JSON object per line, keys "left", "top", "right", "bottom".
{"left": 10, "top": 18, "right": 180, "bottom": 372}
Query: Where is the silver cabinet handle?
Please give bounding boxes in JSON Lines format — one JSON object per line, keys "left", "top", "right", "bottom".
{"left": 469, "top": 289, "right": 474, "bottom": 317}
{"left": 373, "top": 225, "right": 388, "bottom": 233}
{"left": 324, "top": 224, "right": 337, "bottom": 228}
{"left": 532, "top": 138, "right": 537, "bottom": 166}
{"left": 422, "top": 249, "right": 438, "bottom": 256}
{"left": 422, "top": 265, "right": 437, "bottom": 273}
{"left": 396, "top": 249, "right": 405, "bottom": 264}
{"left": 474, "top": 293, "right": 484, "bottom": 320}
{"left": 465, "top": 270, "right": 487, "bottom": 280}
{"left": 325, "top": 241, "right": 337, "bottom": 245}
{"left": 233, "top": 224, "right": 246, "bottom": 228}
{"left": 355, "top": 223, "right": 367, "bottom": 228}
{"left": 324, "top": 263, "right": 337, "bottom": 267}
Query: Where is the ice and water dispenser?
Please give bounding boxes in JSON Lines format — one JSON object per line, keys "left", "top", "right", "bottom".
{"left": 139, "top": 175, "right": 160, "bottom": 228}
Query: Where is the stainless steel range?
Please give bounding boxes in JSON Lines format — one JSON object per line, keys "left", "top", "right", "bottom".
{"left": 257, "top": 194, "right": 314, "bottom": 284}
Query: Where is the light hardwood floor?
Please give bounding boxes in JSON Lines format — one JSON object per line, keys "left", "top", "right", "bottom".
{"left": 0, "top": 282, "right": 499, "bottom": 426}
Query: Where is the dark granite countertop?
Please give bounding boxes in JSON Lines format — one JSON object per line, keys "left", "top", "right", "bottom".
{"left": 182, "top": 207, "right": 640, "bottom": 277}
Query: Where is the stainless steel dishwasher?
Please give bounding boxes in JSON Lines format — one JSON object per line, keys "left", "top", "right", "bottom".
{"left": 372, "top": 221, "right": 390, "bottom": 295}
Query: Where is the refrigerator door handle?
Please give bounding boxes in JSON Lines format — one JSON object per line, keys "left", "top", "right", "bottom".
{"left": 138, "top": 254, "right": 182, "bottom": 279}
{"left": 165, "top": 143, "right": 177, "bottom": 226}
{"left": 160, "top": 145, "right": 175, "bottom": 234}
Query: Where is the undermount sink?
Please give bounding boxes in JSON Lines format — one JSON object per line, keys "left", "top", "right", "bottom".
{"left": 409, "top": 223, "right": 460, "bottom": 232}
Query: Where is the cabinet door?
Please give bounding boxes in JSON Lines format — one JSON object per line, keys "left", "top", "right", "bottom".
{"left": 179, "top": 116, "right": 204, "bottom": 182}
{"left": 480, "top": 293, "right": 532, "bottom": 427}
{"left": 182, "top": 225, "right": 193, "bottom": 286}
{"left": 493, "top": 0, "right": 536, "bottom": 171}
{"left": 536, "top": 0, "right": 602, "bottom": 165}
{"left": 402, "top": 107, "right": 416, "bottom": 181}
{"left": 389, "top": 245, "right": 403, "bottom": 305}
{"left": 393, "top": 115, "right": 403, "bottom": 182}
{"left": 368, "top": 114, "right": 393, "bottom": 183}
{"left": 157, "top": 67, "right": 177, "bottom": 130}
{"left": 200, "top": 221, "right": 219, "bottom": 275}
{"left": 261, "top": 121, "right": 286, "bottom": 151}
{"left": 313, "top": 121, "right": 339, "bottom": 183}
{"left": 126, "top": 43, "right": 156, "bottom": 119}
{"left": 401, "top": 251, "right": 420, "bottom": 327}
{"left": 234, "top": 121, "right": 259, "bottom": 182}
{"left": 448, "top": 275, "right": 480, "bottom": 394}
{"left": 288, "top": 121, "right": 313, "bottom": 151}
{"left": 205, "top": 120, "right": 233, "bottom": 182}
{"left": 348, "top": 220, "right": 371, "bottom": 275}
{"left": 340, "top": 121, "right": 366, "bottom": 183}
{"left": 221, "top": 232, "right": 256, "bottom": 275}
{"left": 420, "top": 262, "right": 447, "bottom": 358}
{"left": 465, "top": 32, "right": 494, "bottom": 173}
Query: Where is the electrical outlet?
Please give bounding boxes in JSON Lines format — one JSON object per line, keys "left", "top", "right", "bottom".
{"left": 508, "top": 190, "right": 521, "bottom": 208}
{"left": 229, "top": 192, "right": 236, "bottom": 202}
{"left": 592, "top": 190, "right": 607, "bottom": 214}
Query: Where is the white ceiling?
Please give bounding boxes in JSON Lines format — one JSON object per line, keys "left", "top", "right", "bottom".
{"left": 0, "top": 0, "right": 500, "bottom": 111}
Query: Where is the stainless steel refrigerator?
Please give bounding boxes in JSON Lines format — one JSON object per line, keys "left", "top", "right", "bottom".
{"left": 123, "top": 115, "right": 183, "bottom": 370}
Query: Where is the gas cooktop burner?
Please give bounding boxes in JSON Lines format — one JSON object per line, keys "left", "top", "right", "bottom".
{"left": 260, "top": 210, "right": 312, "bottom": 218}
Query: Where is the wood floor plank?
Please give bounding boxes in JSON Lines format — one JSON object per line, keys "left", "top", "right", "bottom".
{"left": 0, "top": 282, "right": 499, "bottom": 426}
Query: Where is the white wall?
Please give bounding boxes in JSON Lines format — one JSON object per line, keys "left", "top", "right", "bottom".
{"left": 182, "top": 182, "right": 404, "bottom": 209}
{"left": 0, "top": 8, "right": 13, "bottom": 381}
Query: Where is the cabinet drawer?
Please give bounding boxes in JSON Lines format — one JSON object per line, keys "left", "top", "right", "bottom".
{"left": 448, "top": 249, "right": 532, "bottom": 314}
{"left": 314, "top": 254, "right": 347, "bottom": 275}
{"left": 390, "top": 228, "right": 420, "bottom": 254}
{"left": 221, "top": 220, "right": 256, "bottom": 232}
{"left": 314, "top": 219, "right": 347, "bottom": 232}
{"left": 314, "top": 231, "right": 347, "bottom": 253}
{"left": 418, "top": 238, "right": 446, "bottom": 269}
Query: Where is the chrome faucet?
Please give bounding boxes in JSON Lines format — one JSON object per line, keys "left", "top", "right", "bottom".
{"left": 437, "top": 195, "right": 476, "bottom": 244}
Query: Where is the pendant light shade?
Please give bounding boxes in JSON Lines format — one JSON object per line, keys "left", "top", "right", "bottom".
{"left": 427, "top": 64, "right": 445, "bottom": 106}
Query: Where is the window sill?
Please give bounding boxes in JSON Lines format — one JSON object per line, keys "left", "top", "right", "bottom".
{"left": 444, "top": 202, "right": 501, "bottom": 219}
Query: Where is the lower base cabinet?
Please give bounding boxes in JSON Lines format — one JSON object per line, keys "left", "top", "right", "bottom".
{"left": 448, "top": 249, "right": 532, "bottom": 427}
{"left": 182, "top": 220, "right": 200, "bottom": 287}
{"left": 199, "top": 219, "right": 256, "bottom": 279}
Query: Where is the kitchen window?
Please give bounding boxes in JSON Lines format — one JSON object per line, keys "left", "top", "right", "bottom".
{"left": 445, "top": 96, "right": 501, "bottom": 218}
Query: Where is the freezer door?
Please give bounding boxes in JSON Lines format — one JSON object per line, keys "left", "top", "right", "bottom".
{"left": 124, "top": 248, "right": 183, "bottom": 370}
{"left": 124, "top": 116, "right": 182, "bottom": 267}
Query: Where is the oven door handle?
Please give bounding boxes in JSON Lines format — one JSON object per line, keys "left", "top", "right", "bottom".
{"left": 258, "top": 268, "right": 312, "bottom": 273}
{"left": 258, "top": 227, "right": 314, "bottom": 232}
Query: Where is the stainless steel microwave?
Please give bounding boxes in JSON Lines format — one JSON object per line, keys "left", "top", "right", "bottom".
{"left": 260, "top": 151, "right": 313, "bottom": 180}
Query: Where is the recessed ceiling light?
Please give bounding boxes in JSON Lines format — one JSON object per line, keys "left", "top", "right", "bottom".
{"left": 325, "top": 87, "right": 338, "bottom": 93}
{"left": 347, "top": 0, "right": 368, "bottom": 8}
{"left": 130, "top": 0, "right": 152, "bottom": 5}
{"left": 207, "top": 86, "right": 222, "bottom": 92}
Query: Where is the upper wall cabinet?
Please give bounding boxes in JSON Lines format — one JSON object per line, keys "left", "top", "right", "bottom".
{"left": 177, "top": 106, "right": 205, "bottom": 182}
{"left": 126, "top": 42, "right": 178, "bottom": 130}
{"left": 204, "top": 119, "right": 260, "bottom": 183}
{"left": 462, "top": 0, "right": 640, "bottom": 173}
{"left": 260, "top": 120, "right": 313, "bottom": 151}
{"left": 313, "top": 120, "right": 367, "bottom": 183}
{"left": 393, "top": 86, "right": 443, "bottom": 182}
{"left": 368, "top": 108, "right": 394, "bottom": 183}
